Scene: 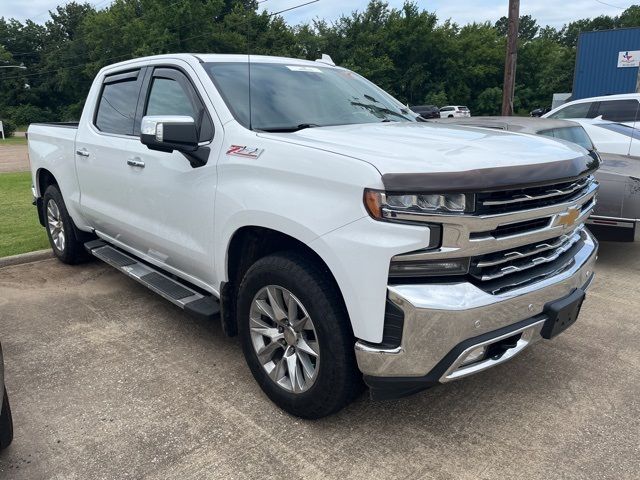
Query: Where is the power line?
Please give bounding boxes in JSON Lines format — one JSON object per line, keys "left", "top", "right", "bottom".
{"left": 0, "top": 0, "right": 316, "bottom": 82}
{"left": 594, "top": 0, "right": 629, "bottom": 9}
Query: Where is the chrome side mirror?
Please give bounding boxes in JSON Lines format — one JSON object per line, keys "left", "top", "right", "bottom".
{"left": 140, "top": 115, "right": 198, "bottom": 153}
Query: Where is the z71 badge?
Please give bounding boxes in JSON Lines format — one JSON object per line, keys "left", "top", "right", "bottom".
{"left": 226, "top": 145, "right": 264, "bottom": 159}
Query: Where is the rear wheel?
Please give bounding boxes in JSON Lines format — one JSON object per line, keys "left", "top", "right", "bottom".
{"left": 238, "top": 253, "right": 363, "bottom": 419}
{"left": 43, "top": 185, "right": 88, "bottom": 264}
{"left": 0, "top": 387, "right": 13, "bottom": 450}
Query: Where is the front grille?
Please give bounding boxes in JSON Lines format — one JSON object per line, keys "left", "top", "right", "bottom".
{"left": 475, "top": 176, "right": 594, "bottom": 214}
{"left": 469, "top": 229, "right": 585, "bottom": 294}
{"left": 471, "top": 217, "right": 551, "bottom": 239}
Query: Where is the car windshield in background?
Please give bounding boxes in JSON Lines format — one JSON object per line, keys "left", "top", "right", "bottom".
{"left": 204, "top": 62, "right": 415, "bottom": 131}
{"left": 538, "top": 126, "right": 594, "bottom": 151}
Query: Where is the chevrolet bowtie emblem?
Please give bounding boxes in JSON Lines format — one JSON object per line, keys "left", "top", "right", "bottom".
{"left": 557, "top": 206, "right": 580, "bottom": 227}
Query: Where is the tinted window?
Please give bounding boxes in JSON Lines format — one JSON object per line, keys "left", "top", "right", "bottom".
{"left": 548, "top": 102, "right": 592, "bottom": 119}
{"left": 539, "top": 126, "right": 594, "bottom": 151}
{"left": 440, "top": 107, "right": 454, "bottom": 112}
{"left": 205, "top": 62, "right": 413, "bottom": 130}
{"left": 595, "top": 100, "right": 639, "bottom": 123}
{"left": 95, "top": 75, "right": 141, "bottom": 135}
{"left": 146, "top": 78, "right": 197, "bottom": 117}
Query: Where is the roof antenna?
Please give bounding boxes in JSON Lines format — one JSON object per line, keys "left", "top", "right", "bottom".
{"left": 248, "top": 0, "right": 320, "bottom": 131}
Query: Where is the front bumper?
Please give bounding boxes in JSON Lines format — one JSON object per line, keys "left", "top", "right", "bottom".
{"left": 355, "top": 229, "right": 598, "bottom": 399}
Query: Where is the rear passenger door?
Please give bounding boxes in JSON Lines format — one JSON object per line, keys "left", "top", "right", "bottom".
{"left": 75, "top": 68, "right": 146, "bottom": 241}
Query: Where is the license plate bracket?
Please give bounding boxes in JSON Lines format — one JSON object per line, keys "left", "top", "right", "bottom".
{"left": 541, "top": 288, "right": 585, "bottom": 339}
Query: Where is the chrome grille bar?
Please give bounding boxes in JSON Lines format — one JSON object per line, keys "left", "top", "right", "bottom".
{"left": 472, "top": 230, "right": 583, "bottom": 281}
{"left": 479, "top": 176, "right": 592, "bottom": 207}
{"left": 475, "top": 230, "right": 581, "bottom": 268}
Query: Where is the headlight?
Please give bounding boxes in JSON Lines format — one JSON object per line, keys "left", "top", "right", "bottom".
{"left": 364, "top": 189, "right": 471, "bottom": 222}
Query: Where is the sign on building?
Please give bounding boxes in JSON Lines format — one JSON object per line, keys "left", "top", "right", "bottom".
{"left": 618, "top": 50, "right": 640, "bottom": 67}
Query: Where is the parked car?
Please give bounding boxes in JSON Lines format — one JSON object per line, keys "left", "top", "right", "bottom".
{"left": 439, "top": 105, "right": 471, "bottom": 118}
{"left": 410, "top": 105, "right": 440, "bottom": 119}
{"left": 530, "top": 107, "right": 550, "bottom": 117}
{"left": 431, "top": 116, "right": 638, "bottom": 241}
{"left": 28, "top": 54, "right": 598, "bottom": 418}
{"left": 0, "top": 342, "right": 13, "bottom": 450}
{"left": 567, "top": 117, "right": 640, "bottom": 157}
{"left": 543, "top": 93, "right": 640, "bottom": 127}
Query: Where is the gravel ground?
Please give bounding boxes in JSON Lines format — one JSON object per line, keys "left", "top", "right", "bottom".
{"left": 0, "top": 241, "right": 638, "bottom": 479}
{"left": 0, "top": 145, "right": 29, "bottom": 173}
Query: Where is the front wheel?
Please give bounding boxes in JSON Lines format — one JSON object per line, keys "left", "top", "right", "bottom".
{"left": 237, "top": 253, "right": 363, "bottom": 419}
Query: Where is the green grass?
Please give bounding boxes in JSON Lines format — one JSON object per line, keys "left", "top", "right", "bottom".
{"left": 0, "top": 172, "right": 50, "bottom": 257}
{"left": 0, "top": 136, "right": 27, "bottom": 146}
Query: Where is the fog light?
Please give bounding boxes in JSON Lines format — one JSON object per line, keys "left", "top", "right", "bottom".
{"left": 461, "top": 346, "right": 487, "bottom": 366}
{"left": 389, "top": 257, "right": 470, "bottom": 277}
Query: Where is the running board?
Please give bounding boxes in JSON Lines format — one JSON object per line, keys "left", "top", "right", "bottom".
{"left": 84, "top": 240, "right": 220, "bottom": 321}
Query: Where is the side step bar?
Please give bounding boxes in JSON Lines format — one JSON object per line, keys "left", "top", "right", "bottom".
{"left": 85, "top": 239, "right": 220, "bottom": 321}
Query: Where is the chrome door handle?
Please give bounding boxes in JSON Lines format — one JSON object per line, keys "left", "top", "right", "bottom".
{"left": 76, "top": 148, "right": 90, "bottom": 157}
{"left": 127, "top": 158, "right": 145, "bottom": 168}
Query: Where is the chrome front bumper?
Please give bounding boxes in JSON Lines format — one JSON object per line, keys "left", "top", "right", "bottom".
{"left": 355, "top": 229, "right": 598, "bottom": 382}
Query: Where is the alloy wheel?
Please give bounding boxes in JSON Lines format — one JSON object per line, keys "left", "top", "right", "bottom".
{"left": 47, "top": 199, "right": 66, "bottom": 252}
{"left": 249, "top": 285, "right": 320, "bottom": 393}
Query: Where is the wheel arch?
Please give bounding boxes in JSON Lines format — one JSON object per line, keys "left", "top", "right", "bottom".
{"left": 219, "top": 225, "right": 351, "bottom": 339}
{"left": 36, "top": 167, "right": 59, "bottom": 197}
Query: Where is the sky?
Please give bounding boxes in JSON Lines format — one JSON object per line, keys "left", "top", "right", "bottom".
{"left": 0, "top": 0, "right": 635, "bottom": 28}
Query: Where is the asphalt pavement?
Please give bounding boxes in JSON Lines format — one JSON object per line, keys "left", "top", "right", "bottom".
{"left": 0, "top": 242, "right": 638, "bottom": 479}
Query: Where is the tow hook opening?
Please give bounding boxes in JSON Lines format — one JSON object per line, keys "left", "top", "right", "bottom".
{"left": 441, "top": 320, "right": 543, "bottom": 382}
{"left": 486, "top": 333, "right": 522, "bottom": 360}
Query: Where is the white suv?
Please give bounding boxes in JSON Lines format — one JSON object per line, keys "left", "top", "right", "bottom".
{"left": 543, "top": 93, "right": 640, "bottom": 127}
{"left": 439, "top": 105, "right": 471, "bottom": 118}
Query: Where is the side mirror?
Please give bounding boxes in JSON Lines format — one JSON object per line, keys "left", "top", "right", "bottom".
{"left": 140, "top": 115, "right": 198, "bottom": 153}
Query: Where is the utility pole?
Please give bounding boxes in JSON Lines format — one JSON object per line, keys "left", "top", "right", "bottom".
{"left": 501, "top": 0, "right": 520, "bottom": 116}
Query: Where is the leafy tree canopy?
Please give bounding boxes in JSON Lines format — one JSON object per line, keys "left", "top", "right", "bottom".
{"left": 1, "top": 0, "right": 640, "bottom": 123}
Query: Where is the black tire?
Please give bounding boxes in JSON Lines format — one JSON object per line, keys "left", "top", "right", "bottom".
{"left": 0, "top": 387, "right": 13, "bottom": 450}
{"left": 43, "top": 185, "right": 89, "bottom": 264}
{"left": 448, "top": 114, "right": 454, "bottom": 118}
{"left": 237, "top": 252, "right": 363, "bottom": 419}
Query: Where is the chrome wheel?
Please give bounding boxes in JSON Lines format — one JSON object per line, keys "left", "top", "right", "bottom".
{"left": 249, "top": 285, "right": 320, "bottom": 393}
{"left": 47, "top": 199, "right": 66, "bottom": 252}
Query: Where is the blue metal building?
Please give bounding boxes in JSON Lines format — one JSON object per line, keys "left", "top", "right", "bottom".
{"left": 574, "top": 27, "right": 640, "bottom": 99}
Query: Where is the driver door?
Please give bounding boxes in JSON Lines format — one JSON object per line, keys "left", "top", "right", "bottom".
{"left": 120, "top": 66, "right": 219, "bottom": 287}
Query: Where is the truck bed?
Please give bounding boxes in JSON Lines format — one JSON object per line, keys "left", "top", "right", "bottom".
{"left": 30, "top": 122, "right": 79, "bottom": 129}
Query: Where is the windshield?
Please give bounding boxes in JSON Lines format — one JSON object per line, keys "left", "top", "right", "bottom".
{"left": 204, "top": 62, "right": 415, "bottom": 131}
{"left": 538, "top": 126, "right": 594, "bottom": 151}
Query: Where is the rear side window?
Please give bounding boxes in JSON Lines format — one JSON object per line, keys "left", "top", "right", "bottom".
{"left": 146, "top": 78, "right": 197, "bottom": 118}
{"left": 548, "top": 102, "right": 592, "bottom": 119}
{"left": 95, "top": 70, "right": 141, "bottom": 135}
{"left": 595, "top": 100, "right": 639, "bottom": 123}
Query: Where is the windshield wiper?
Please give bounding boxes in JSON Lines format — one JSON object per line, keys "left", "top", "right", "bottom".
{"left": 256, "top": 123, "right": 320, "bottom": 133}
{"left": 350, "top": 101, "right": 412, "bottom": 121}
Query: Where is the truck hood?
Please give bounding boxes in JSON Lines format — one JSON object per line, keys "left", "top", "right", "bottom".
{"left": 262, "top": 122, "right": 596, "bottom": 192}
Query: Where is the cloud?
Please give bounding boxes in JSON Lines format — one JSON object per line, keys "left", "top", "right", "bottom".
{"left": 0, "top": 0, "right": 632, "bottom": 28}
{"left": 265, "top": 0, "right": 630, "bottom": 28}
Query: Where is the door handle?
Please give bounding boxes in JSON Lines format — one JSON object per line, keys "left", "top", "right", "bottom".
{"left": 76, "top": 148, "right": 90, "bottom": 157}
{"left": 127, "top": 158, "right": 145, "bottom": 168}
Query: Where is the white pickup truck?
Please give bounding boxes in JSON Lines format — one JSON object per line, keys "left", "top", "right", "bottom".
{"left": 28, "top": 54, "right": 599, "bottom": 418}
